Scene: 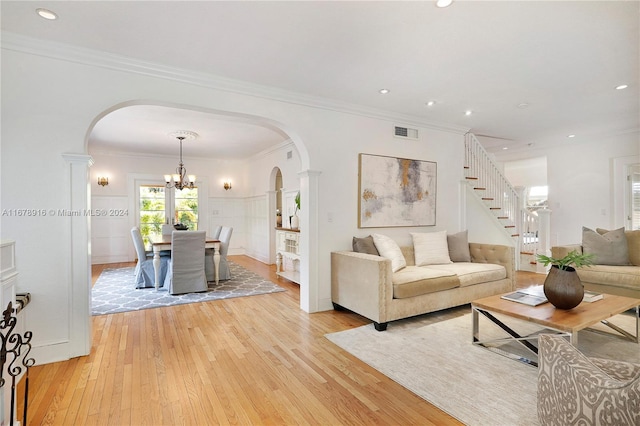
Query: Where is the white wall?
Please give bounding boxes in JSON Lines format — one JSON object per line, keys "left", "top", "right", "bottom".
{"left": 546, "top": 133, "right": 639, "bottom": 245}
{"left": 2, "top": 40, "right": 467, "bottom": 364}
{"left": 503, "top": 156, "right": 547, "bottom": 188}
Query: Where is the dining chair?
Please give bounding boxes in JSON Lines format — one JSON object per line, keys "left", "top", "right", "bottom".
{"left": 164, "top": 230, "right": 208, "bottom": 295}
{"left": 217, "top": 226, "right": 234, "bottom": 281}
{"left": 205, "top": 225, "right": 224, "bottom": 282}
{"left": 130, "top": 227, "right": 170, "bottom": 289}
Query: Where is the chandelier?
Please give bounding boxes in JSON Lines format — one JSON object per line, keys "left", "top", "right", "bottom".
{"left": 165, "top": 131, "right": 198, "bottom": 191}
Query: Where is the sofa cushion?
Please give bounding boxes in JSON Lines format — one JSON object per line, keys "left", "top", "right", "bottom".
{"left": 582, "top": 227, "right": 630, "bottom": 266}
{"left": 577, "top": 265, "right": 640, "bottom": 291}
{"left": 372, "top": 234, "right": 406, "bottom": 272}
{"left": 392, "top": 266, "right": 459, "bottom": 299}
{"left": 352, "top": 236, "right": 379, "bottom": 256}
{"left": 426, "top": 263, "right": 507, "bottom": 287}
{"left": 447, "top": 230, "right": 471, "bottom": 262}
{"left": 597, "top": 228, "right": 640, "bottom": 266}
{"left": 411, "top": 230, "right": 452, "bottom": 266}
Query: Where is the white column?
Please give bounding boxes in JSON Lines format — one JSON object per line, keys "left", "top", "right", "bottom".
{"left": 62, "top": 153, "right": 93, "bottom": 357}
{"left": 298, "top": 169, "right": 321, "bottom": 313}
{"left": 537, "top": 208, "right": 552, "bottom": 274}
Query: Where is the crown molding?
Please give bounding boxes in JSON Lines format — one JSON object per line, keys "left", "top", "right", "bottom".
{"left": 2, "top": 32, "right": 469, "bottom": 135}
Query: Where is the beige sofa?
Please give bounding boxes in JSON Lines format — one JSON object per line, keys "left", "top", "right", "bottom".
{"left": 551, "top": 236, "right": 640, "bottom": 300}
{"left": 331, "top": 243, "right": 515, "bottom": 331}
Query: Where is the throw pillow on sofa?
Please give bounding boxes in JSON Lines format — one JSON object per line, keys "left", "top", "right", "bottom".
{"left": 411, "top": 230, "right": 452, "bottom": 266}
{"left": 447, "top": 230, "right": 471, "bottom": 262}
{"left": 352, "top": 235, "right": 380, "bottom": 256}
{"left": 372, "top": 234, "right": 406, "bottom": 272}
{"left": 596, "top": 228, "right": 640, "bottom": 266}
{"left": 582, "top": 226, "right": 630, "bottom": 265}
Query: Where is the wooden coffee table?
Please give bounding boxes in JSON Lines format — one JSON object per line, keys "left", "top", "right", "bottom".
{"left": 471, "top": 292, "right": 640, "bottom": 367}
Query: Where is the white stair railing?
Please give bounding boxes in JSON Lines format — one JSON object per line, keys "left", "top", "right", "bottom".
{"left": 464, "top": 133, "right": 520, "bottom": 236}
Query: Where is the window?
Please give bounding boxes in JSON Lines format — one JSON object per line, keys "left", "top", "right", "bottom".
{"left": 139, "top": 185, "right": 166, "bottom": 248}
{"left": 137, "top": 184, "right": 199, "bottom": 248}
{"left": 173, "top": 187, "right": 199, "bottom": 230}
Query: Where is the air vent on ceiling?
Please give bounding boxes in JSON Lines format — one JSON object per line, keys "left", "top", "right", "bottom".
{"left": 287, "top": 150, "right": 293, "bottom": 159}
{"left": 394, "top": 125, "right": 419, "bottom": 140}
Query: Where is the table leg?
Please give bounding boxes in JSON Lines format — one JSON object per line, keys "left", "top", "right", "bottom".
{"left": 153, "top": 249, "right": 161, "bottom": 291}
{"left": 213, "top": 243, "right": 220, "bottom": 285}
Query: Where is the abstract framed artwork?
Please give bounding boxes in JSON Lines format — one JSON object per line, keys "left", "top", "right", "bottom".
{"left": 358, "top": 153, "right": 437, "bottom": 228}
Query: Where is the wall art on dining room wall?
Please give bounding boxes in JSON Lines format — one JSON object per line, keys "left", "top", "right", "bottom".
{"left": 358, "top": 153, "right": 437, "bottom": 228}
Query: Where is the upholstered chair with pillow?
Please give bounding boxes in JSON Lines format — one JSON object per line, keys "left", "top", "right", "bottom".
{"left": 538, "top": 334, "right": 640, "bottom": 426}
{"left": 130, "top": 226, "right": 170, "bottom": 289}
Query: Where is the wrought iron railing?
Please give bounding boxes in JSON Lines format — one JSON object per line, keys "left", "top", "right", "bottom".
{"left": 0, "top": 301, "right": 35, "bottom": 426}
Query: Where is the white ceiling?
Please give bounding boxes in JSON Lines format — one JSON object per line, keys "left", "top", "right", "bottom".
{"left": 2, "top": 1, "right": 638, "bottom": 159}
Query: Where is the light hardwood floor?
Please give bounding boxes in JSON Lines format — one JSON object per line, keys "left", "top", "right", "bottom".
{"left": 20, "top": 257, "right": 544, "bottom": 425}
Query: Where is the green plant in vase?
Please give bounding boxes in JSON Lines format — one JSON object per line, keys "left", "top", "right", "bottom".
{"left": 536, "top": 250, "right": 595, "bottom": 310}
{"left": 291, "top": 191, "right": 300, "bottom": 229}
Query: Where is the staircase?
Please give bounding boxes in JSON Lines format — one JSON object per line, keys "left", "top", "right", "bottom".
{"left": 464, "top": 133, "right": 520, "bottom": 237}
{"left": 464, "top": 133, "right": 549, "bottom": 272}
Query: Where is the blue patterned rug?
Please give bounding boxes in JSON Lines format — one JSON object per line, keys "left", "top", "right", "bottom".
{"left": 92, "top": 261, "right": 286, "bottom": 315}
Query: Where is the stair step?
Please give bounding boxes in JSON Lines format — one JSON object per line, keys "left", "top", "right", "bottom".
{"left": 463, "top": 166, "right": 470, "bottom": 169}
{"left": 474, "top": 187, "right": 486, "bottom": 191}
{"left": 530, "top": 261, "right": 537, "bottom": 265}
{"left": 489, "top": 207, "right": 501, "bottom": 210}
{"left": 497, "top": 216, "right": 509, "bottom": 219}
{"left": 481, "top": 197, "right": 494, "bottom": 201}
{"left": 465, "top": 177, "right": 478, "bottom": 180}
{"left": 504, "top": 225, "right": 516, "bottom": 228}
{"left": 521, "top": 251, "right": 534, "bottom": 255}
{"left": 511, "top": 233, "right": 520, "bottom": 237}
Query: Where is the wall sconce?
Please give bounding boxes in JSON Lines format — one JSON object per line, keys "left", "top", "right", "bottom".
{"left": 223, "top": 181, "right": 232, "bottom": 191}
{"left": 97, "top": 177, "right": 109, "bottom": 187}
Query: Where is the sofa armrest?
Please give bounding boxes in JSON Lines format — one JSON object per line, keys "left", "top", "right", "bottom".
{"left": 551, "top": 244, "right": 583, "bottom": 259}
{"left": 331, "top": 251, "right": 393, "bottom": 323}
{"left": 469, "top": 243, "right": 515, "bottom": 289}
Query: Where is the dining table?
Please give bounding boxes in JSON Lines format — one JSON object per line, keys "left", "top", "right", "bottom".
{"left": 150, "top": 234, "right": 221, "bottom": 290}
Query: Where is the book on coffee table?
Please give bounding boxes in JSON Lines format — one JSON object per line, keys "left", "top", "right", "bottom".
{"left": 501, "top": 285, "right": 548, "bottom": 306}
{"left": 583, "top": 290, "right": 603, "bottom": 303}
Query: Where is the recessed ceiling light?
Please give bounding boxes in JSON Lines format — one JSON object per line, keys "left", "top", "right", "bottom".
{"left": 426, "top": 101, "right": 436, "bottom": 106}
{"left": 502, "top": 147, "right": 509, "bottom": 150}
{"left": 36, "top": 8, "right": 58, "bottom": 20}
{"left": 615, "top": 84, "right": 628, "bottom": 90}
{"left": 436, "top": 0, "right": 453, "bottom": 8}
{"left": 379, "top": 89, "right": 389, "bottom": 94}
{"left": 568, "top": 134, "right": 576, "bottom": 138}
{"left": 517, "top": 103, "right": 530, "bottom": 109}
{"left": 465, "top": 110, "right": 473, "bottom": 116}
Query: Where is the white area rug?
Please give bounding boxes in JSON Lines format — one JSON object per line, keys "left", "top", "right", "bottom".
{"left": 326, "top": 311, "right": 639, "bottom": 426}
{"left": 92, "top": 261, "right": 286, "bottom": 315}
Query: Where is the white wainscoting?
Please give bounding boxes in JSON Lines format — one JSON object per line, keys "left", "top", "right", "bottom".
{"left": 91, "top": 196, "right": 130, "bottom": 264}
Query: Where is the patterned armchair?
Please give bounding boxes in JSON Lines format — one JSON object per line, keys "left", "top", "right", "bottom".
{"left": 537, "top": 334, "right": 640, "bottom": 426}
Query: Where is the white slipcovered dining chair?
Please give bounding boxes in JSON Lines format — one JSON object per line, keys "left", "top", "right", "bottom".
{"left": 131, "top": 227, "right": 170, "bottom": 289}
{"left": 216, "top": 226, "right": 234, "bottom": 281}
{"left": 205, "top": 226, "right": 223, "bottom": 282}
{"left": 164, "top": 230, "right": 208, "bottom": 295}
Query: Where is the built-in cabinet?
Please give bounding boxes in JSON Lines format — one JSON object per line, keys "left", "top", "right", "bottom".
{"left": 275, "top": 228, "right": 300, "bottom": 284}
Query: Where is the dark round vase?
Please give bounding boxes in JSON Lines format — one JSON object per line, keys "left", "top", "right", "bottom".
{"left": 543, "top": 265, "right": 584, "bottom": 310}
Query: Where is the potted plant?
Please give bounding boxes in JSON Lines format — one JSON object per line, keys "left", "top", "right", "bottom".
{"left": 290, "top": 191, "right": 300, "bottom": 230}
{"left": 536, "top": 250, "right": 595, "bottom": 309}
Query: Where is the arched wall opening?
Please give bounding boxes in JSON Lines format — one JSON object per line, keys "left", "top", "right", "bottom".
{"left": 82, "top": 100, "right": 315, "bottom": 326}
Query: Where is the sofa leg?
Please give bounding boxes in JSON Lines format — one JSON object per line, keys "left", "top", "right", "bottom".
{"left": 373, "top": 322, "right": 388, "bottom": 331}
